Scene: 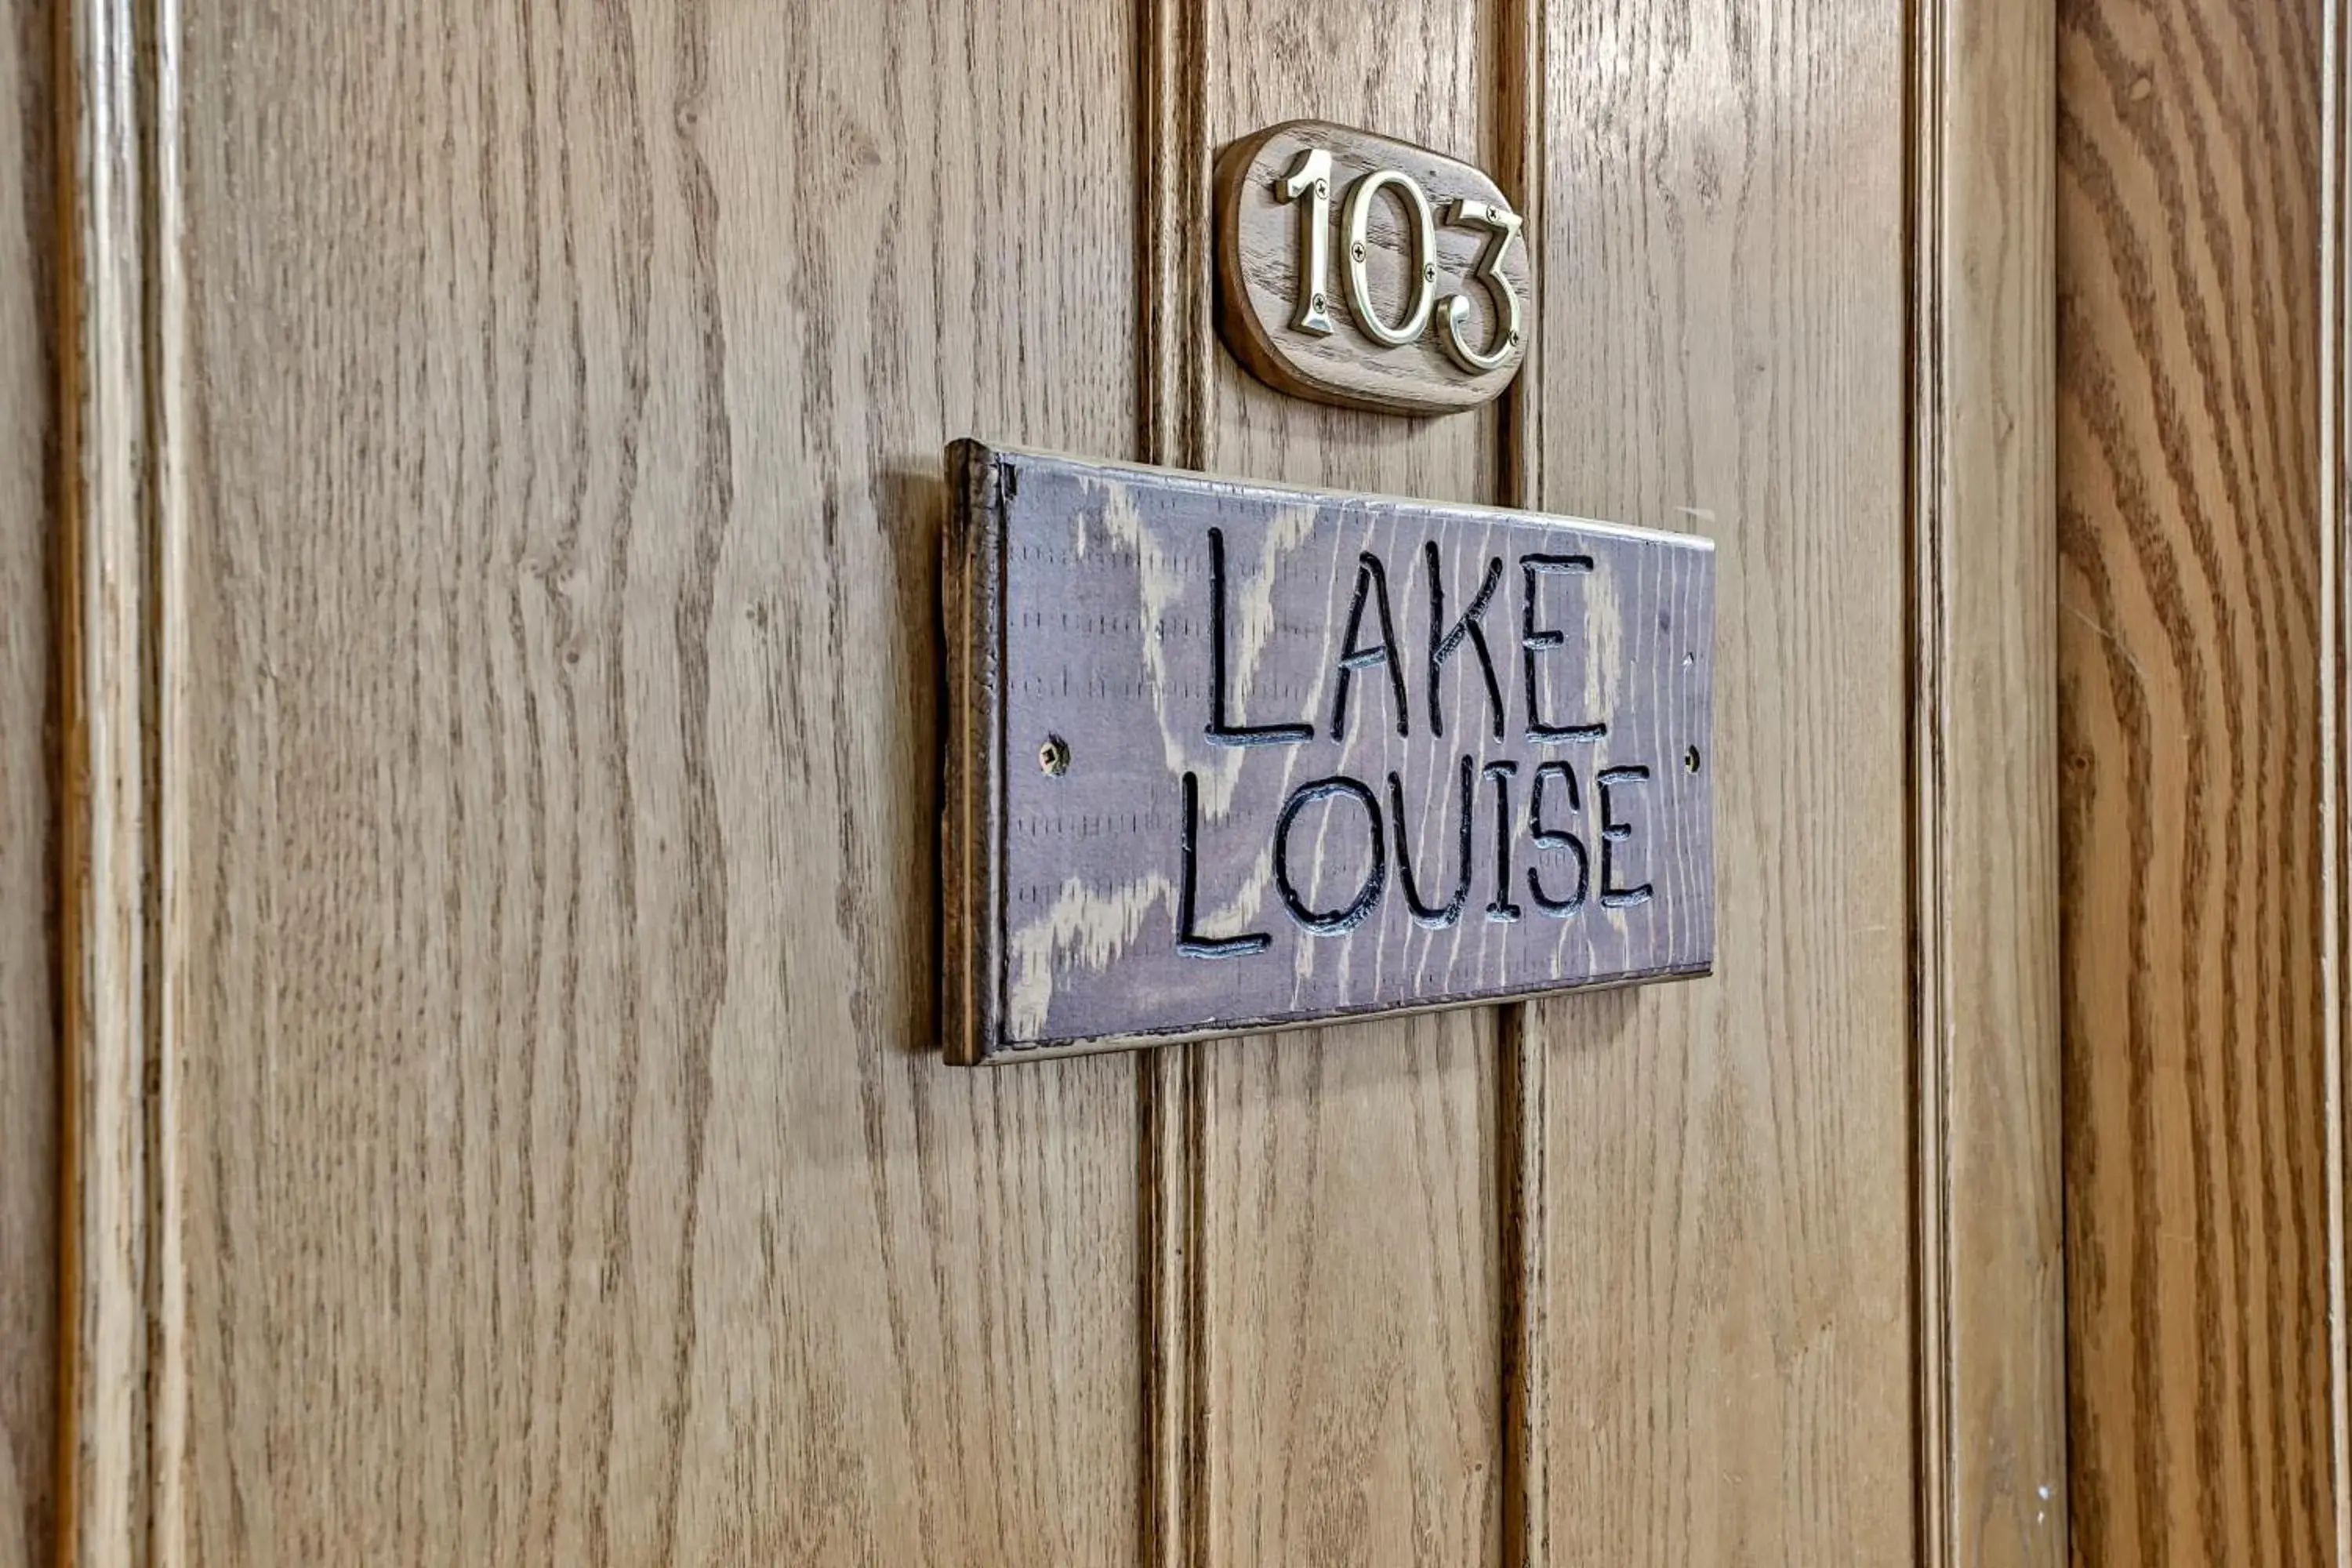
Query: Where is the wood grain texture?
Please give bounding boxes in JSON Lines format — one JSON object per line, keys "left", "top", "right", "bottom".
{"left": 1214, "top": 119, "right": 1529, "bottom": 416}
{"left": 1914, "top": 0, "right": 2064, "bottom": 1563}
{"left": 1193, "top": 2, "right": 1508, "bottom": 1562}
{"left": 1491, "top": 5, "right": 1549, "bottom": 1561}
{"left": 159, "top": 2, "right": 1142, "bottom": 1562}
{"left": 2060, "top": 0, "right": 2332, "bottom": 1562}
{"left": 1, "top": 2, "right": 55, "bottom": 1564}
{"left": 2328, "top": 0, "right": 2352, "bottom": 1553}
{"left": 45, "top": 0, "right": 2075, "bottom": 1560}
{"left": 1137, "top": 7, "right": 1214, "bottom": 1566}
{"left": 56, "top": 0, "right": 152, "bottom": 1563}
{"left": 946, "top": 442, "right": 1715, "bottom": 1061}
{"left": 1530, "top": 0, "right": 1918, "bottom": 1562}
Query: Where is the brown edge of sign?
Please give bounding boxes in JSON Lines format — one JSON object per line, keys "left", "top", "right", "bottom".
{"left": 941, "top": 437, "right": 1004, "bottom": 1068}
{"left": 1211, "top": 117, "right": 1521, "bottom": 419}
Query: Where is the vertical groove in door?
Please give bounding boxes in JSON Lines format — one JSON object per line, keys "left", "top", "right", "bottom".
{"left": 1138, "top": 0, "right": 1212, "bottom": 476}
{"left": 144, "top": 0, "right": 185, "bottom": 1559}
{"left": 0, "top": 3, "right": 60, "bottom": 1561}
{"left": 1137, "top": 2, "right": 1212, "bottom": 1563}
{"left": 1494, "top": 1005, "right": 1546, "bottom": 1568}
{"left": 1141, "top": 1047, "right": 1207, "bottom": 1568}
{"left": 1907, "top": 8, "right": 1955, "bottom": 1562}
{"left": 1491, "top": 0, "right": 1547, "bottom": 1562}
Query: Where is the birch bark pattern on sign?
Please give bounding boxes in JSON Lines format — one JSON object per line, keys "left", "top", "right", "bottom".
{"left": 945, "top": 441, "right": 1715, "bottom": 1062}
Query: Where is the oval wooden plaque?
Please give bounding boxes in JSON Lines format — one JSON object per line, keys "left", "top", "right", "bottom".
{"left": 1214, "top": 120, "right": 1530, "bottom": 416}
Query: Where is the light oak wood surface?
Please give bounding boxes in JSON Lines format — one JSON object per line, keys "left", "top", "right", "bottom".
{"left": 1185, "top": 4, "right": 1508, "bottom": 1563}
{"left": 1914, "top": 2, "right": 2066, "bottom": 1562}
{"left": 162, "top": 3, "right": 1145, "bottom": 1561}
{"left": 2060, "top": 0, "right": 2333, "bottom": 1562}
{"left": 56, "top": 0, "right": 153, "bottom": 1561}
{"left": 1530, "top": 0, "right": 1925, "bottom": 1561}
{"left": 45, "top": 0, "right": 2067, "bottom": 1563}
{"left": 2, "top": 5, "right": 55, "bottom": 1564}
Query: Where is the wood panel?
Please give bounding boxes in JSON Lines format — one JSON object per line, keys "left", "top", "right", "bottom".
{"left": 2059, "top": 0, "right": 2332, "bottom": 1562}
{"left": 1914, "top": 0, "right": 2064, "bottom": 1562}
{"left": 46, "top": 1, "right": 2080, "bottom": 1563}
{"left": 1530, "top": 0, "right": 1918, "bottom": 1562}
{"left": 57, "top": 0, "right": 151, "bottom": 1561}
{"left": 1188, "top": 2, "right": 1508, "bottom": 1563}
{"left": 1, "top": 2, "right": 54, "bottom": 1563}
{"left": 159, "top": 2, "right": 1142, "bottom": 1562}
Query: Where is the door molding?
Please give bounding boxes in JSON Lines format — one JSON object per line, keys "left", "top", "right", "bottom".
{"left": 1911, "top": 0, "right": 2065, "bottom": 1563}
{"left": 55, "top": 0, "right": 171, "bottom": 1562}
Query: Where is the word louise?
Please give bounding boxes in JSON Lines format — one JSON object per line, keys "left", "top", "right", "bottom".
{"left": 1174, "top": 526, "right": 1661, "bottom": 958}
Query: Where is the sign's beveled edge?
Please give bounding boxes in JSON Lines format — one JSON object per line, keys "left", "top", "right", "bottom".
{"left": 968, "top": 957, "right": 1716, "bottom": 1067}
{"left": 940, "top": 437, "right": 1008, "bottom": 1065}
{"left": 941, "top": 439, "right": 1717, "bottom": 1066}
{"left": 1214, "top": 118, "right": 1530, "bottom": 418}
{"left": 968, "top": 440, "right": 1718, "bottom": 564}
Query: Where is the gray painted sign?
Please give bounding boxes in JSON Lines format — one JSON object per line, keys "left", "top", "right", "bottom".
{"left": 942, "top": 441, "right": 1715, "bottom": 1063}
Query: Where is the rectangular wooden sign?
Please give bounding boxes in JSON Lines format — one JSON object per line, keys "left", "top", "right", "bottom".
{"left": 942, "top": 441, "right": 1715, "bottom": 1064}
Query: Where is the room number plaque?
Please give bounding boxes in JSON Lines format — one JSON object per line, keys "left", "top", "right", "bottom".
{"left": 1215, "top": 120, "right": 1530, "bottom": 414}
{"left": 942, "top": 441, "right": 1715, "bottom": 1064}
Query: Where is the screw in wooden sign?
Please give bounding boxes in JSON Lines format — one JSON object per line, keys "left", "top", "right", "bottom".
{"left": 1215, "top": 120, "right": 1530, "bottom": 416}
{"left": 941, "top": 441, "right": 1715, "bottom": 1065}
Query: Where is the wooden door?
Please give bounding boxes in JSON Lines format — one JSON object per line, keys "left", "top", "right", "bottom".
{"left": 45, "top": 0, "right": 2061, "bottom": 1563}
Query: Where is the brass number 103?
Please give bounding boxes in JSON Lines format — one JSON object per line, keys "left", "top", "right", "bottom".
{"left": 1272, "top": 146, "right": 1523, "bottom": 372}
{"left": 1214, "top": 120, "right": 1532, "bottom": 415}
